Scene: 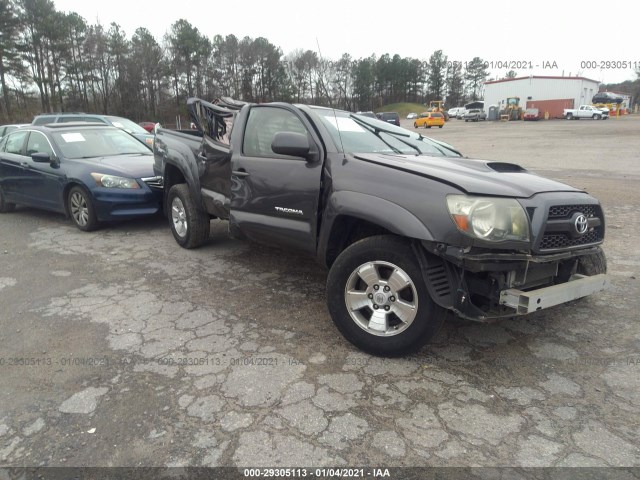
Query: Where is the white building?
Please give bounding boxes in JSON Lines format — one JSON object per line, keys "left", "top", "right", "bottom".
{"left": 483, "top": 76, "right": 601, "bottom": 118}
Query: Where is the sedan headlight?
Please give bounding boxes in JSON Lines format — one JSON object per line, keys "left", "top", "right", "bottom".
{"left": 446, "top": 195, "right": 529, "bottom": 242}
{"left": 91, "top": 173, "right": 140, "bottom": 189}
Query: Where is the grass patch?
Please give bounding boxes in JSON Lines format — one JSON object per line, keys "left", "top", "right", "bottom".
{"left": 375, "top": 102, "right": 427, "bottom": 116}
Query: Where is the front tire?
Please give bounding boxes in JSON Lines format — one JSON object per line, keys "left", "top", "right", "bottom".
{"left": 577, "top": 250, "right": 607, "bottom": 276}
{"left": 326, "top": 235, "right": 446, "bottom": 356}
{"left": 68, "top": 186, "right": 98, "bottom": 231}
{"left": 0, "top": 185, "right": 16, "bottom": 213}
{"left": 167, "top": 183, "right": 210, "bottom": 249}
{"left": 593, "top": 114, "right": 601, "bottom": 120}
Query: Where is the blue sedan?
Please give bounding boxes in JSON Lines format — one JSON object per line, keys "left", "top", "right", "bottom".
{"left": 0, "top": 123, "right": 162, "bottom": 231}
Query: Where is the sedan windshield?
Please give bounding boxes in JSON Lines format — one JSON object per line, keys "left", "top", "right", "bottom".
{"left": 51, "top": 128, "right": 152, "bottom": 159}
{"left": 105, "top": 116, "right": 149, "bottom": 135}
{"left": 314, "top": 109, "right": 460, "bottom": 157}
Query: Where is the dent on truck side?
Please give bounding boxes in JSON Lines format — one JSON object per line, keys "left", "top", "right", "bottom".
{"left": 155, "top": 130, "right": 204, "bottom": 210}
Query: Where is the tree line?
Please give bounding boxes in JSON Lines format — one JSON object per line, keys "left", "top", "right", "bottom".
{"left": 0, "top": 0, "right": 544, "bottom": 125}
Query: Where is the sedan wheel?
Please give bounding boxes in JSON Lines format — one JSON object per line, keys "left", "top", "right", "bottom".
{"left": 327, "top": 235, "right": 446, "bottom": 356}
{"left": 68, "top": 186, "right": 98, "bottom": 231}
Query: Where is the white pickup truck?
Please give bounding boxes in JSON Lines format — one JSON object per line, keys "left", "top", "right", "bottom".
{"left": 563, "top": 105, "right": 609, "bottom": 120}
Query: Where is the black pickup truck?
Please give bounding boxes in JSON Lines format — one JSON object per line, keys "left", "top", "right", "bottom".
{"left": 153, "top": 97, "right": 608, "bottom": 356}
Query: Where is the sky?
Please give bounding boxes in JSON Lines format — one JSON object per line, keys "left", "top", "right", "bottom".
{"left": 52, "top": 0, "right": 637, "bottom": 86}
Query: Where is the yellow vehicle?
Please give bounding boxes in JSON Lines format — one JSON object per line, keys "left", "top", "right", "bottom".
{"left": 428, "top": 101, "right": 449, "bottom": 121}
{"left": 414, "top": 111, "right": 445, "bottom": 129}
{"left": 500, "top": 97, "right": 523, "bottom": 121}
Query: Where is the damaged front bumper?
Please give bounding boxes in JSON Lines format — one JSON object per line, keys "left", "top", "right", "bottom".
{"left": 414, "top": 242, "right": 609, "bottom": 322}
{"left": 499, "top": 273, "right": 609, "bottom": 314}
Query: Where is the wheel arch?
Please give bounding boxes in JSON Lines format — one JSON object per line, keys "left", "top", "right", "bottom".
{"left": 62, "top": 181, "right": 89, "bottom": 218}
{"left": 319, "top": 191, "right": 435, "bottom": 267}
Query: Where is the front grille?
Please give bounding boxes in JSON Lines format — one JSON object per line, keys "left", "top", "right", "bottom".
{"left": 548, "top": 204, "right": 596, "bottom": 218}
{"left": 540, "top": 228, "right": 603, "bottom": 250}
{"left": 538, "top": 203, "right": 603, "bottom": 251}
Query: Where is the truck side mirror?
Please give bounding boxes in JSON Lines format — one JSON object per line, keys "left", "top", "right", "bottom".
{"left": 271, "top": 132, "right": 310, "bottom": 159}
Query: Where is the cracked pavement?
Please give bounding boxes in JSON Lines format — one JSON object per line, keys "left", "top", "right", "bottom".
{"left": 0, "top": 117, "right": 639, "bottom": 468}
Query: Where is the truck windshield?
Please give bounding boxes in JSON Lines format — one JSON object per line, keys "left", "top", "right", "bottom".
{"left": 314, "top": 109, "right": 461, "bottom": 157}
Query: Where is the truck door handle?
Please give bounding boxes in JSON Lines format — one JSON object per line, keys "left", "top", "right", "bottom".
{"left": 197, "top": 153, "right": 207, "bottom": 161}
{"left": 233, "top": 169, "right": 250, "bottom": 178}
{"left": 20, "top": 162, "right": 30, "bottom": 168}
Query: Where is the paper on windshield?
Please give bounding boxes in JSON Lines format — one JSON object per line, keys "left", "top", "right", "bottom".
{"left": 60, "top": 133, "right": 86, "bottom": 143}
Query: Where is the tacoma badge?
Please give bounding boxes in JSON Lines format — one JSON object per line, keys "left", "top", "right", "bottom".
{"left": 275, "top": 206, "right": 303, "bottom": 216}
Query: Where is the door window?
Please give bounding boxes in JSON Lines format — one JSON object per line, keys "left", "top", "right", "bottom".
{"left": 4, "top": 130, "right": 29, "bottom": 155}
{"left": 26, "top": 131, "right": 55, "bottom": 157}
{"left": 243, "top": 107, "right": 307, "bottom": 157}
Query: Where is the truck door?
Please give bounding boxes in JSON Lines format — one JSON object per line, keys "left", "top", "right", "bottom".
{"left": 229, "top": 105, "right": 324, "bottom": 253}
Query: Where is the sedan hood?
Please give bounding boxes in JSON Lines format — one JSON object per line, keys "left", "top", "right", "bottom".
{"left": 89, "top": 154, "right": 155, "bottom": 178}
{"left": 353, "top": 153, "right": 581, "bottom": 198}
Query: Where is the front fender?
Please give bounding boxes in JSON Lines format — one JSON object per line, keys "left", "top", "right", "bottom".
{"left": 317, "top": 190, "right": 435, "bottom": 265}
{"left": 154, "top": 130, "right": 203, "bottom": 209}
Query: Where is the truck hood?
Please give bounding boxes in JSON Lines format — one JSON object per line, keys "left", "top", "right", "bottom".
{"left": 353, "top": 153, "right": 581, "bottom": 198}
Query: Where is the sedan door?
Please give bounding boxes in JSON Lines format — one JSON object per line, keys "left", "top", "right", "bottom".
{"left": 21, "top": 131, "right": 66, "bottom": 213}
{"left": 0, "top": 130, "right": 30, "bottom": 204}
{"left": 229, "top": 105, "right": 324, "bottom": 253}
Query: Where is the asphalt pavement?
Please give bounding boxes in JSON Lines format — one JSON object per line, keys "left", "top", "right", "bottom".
{"left": 0, "top": 116, "right": 638, "bottom": 470}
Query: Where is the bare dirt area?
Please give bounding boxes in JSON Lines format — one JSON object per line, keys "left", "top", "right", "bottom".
{"left": 0, "top": 116, "right": 638, "bottom": 471}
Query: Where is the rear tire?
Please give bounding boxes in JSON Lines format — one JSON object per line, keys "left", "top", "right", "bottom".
{"left": 326, "top": 235, "right": 446, "bottom": 356}
{"left": 0, "top": 185, "right": 16, "bottom": 213}
{"left": 167, "top": 183, "right": 210, "bottom": 249}
{"left": 566, "top": 113, "right": 573, "bottom": 120}
{"left": 413, "top": 122, "right": 418, "bottom": 129}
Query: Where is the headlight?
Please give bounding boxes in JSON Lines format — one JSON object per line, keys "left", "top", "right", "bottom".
{"left": 91, "top": 173, "right": 140, "bottom": 189}
{"left": 446, "top": 195, "right": 529, "bottom": 242}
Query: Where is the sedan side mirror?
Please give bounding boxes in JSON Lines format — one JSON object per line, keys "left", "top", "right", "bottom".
{"left": 31, "top": 152, "right": 51, "bottom": 163}
{"left": 271, "top": 132, "right": 310, "bottom": 159}
{"left": 31, "top": 152, "right": 59, "bottom": 167}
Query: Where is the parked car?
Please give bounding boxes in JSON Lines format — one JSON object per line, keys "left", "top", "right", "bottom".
{"left": 523, "top": 108, "right": 541, "bottom": 121}
{"left": 378, "top": 112, "right": 401, "bottom": 126}
{"left": 0, "top": 124, "right": 162, "bottom": 231}
{"left": 447, "top": 107, "right": 463, "bottom": 118}
{"left": 563, "top": 105, "right": 608, "bottom": 120}
{"left": 456, "top": 109, "right": 467, "bottom": 119}
{"left": 592, "top": 92, "right": 623, "bottom": 104}
{"left": 406, "top": 112, "right": 418, "bottom": 119}
{"left": 413, "top": 112, "right": 445, "bottom": 129}
{"left": 152, "top": 97, "right": 608, "bottom": 356}
{"left": 0, "top": 124, "right": 28, "bottom": 139}
{"left": 139, "top": 121, "right": 158, "bottom": 132}
{"left": 32, "top": 113, "right": 154, "bottom": 148}
{"left": 355, "top": 111, "right": 377, "bottom": 119}
{"left": 464, "top": 109, "right": 487, "bottom": 122}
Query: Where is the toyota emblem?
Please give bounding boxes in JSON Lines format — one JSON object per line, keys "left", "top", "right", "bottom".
{"left": 574, "top": 214, "right": 588, "bottom": 235}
